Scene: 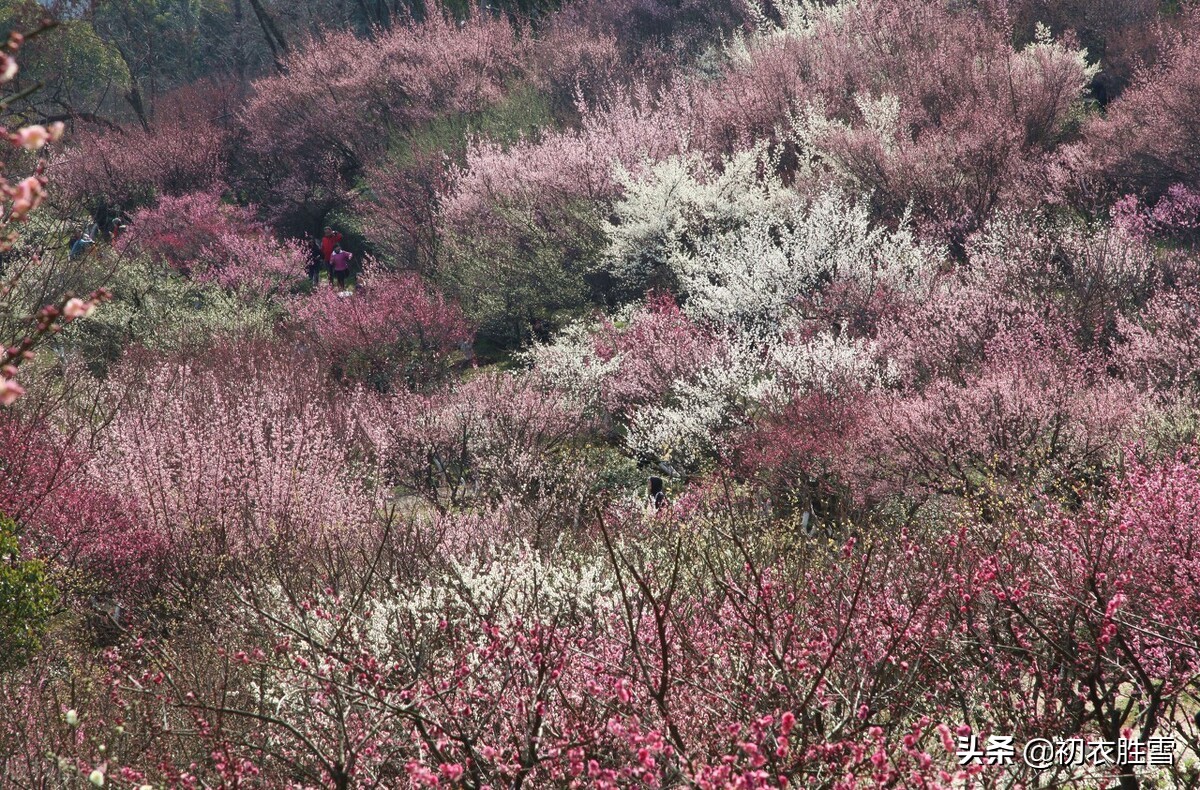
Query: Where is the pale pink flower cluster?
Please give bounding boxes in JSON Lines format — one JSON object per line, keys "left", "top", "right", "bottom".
{"left": 0, "top": 376, "right": 24, "bottom": 406}
{"left": 9, "top": 122, "right": 64, "bottom": 152}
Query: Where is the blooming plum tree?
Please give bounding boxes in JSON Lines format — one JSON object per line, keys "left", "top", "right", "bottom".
{"left": 122, "top": 189, "right": 309, "bottom": 295}
{"left": 289, "top": 266, "right": 471, "bottom": 389}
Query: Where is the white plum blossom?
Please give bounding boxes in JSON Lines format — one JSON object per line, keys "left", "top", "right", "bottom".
{"left": 671, "top": 189, "right": 932, "bottom": 329}
{"left": 378, "top": 541, "right": 616, "bottom": 637}
{"left": 624, "top": 331, "right": 763, "bottom": 467}
{"left": 605, "top": 146, "right": 798, "bottom": 292}
{"left": 727, "top": 0, "right": 856, "bottom": 62}
{"left": 761, "top": 327, "right": 892, "bottom": 397}
{"left": 242, "top": 549, "right": 615, "bottom": 727}
{"left": 625, "top": 326, "right": 883, "bottom": 467}
{"left": 523, "top": 318, "right": 621, "bottom": 412}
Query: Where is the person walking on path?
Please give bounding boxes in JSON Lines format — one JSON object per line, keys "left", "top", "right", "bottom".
{"left": 330, "top": 245, "right": 352, "bottom": 291}
{"left": 320, "top": 226, "right": 342, "bottom": 283}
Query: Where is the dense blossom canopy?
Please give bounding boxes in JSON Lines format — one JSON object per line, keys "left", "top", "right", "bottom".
{"left": 4, "top": 1, "right": 1200, "bottom": 788}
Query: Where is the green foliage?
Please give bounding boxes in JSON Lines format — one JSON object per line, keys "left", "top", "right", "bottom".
{"left": 0, "top": 5, "right": 128, "bottom": 126}
{"left": 575, "top": 443, "right": 646, "bottom": 498}
{"left": 0, "top": 514, "right": 55, "bottom": 672}
{"left": 390, "top": 82, "right": 555, "bottom": 167}
{"left": 440, "top": 197, "right": 605, "bottom": 346}
{"left": 472, "top": 82, "right": 556, "bottom": 146}
{"left": 65, "top": 258, "right": 282, "bottom": 370}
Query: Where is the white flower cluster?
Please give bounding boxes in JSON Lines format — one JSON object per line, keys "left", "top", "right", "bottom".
{"left": 625, "top": 335, "right": 761, "bottom": 467}
{"left": 360, "top": 542, "right": 617, "bottom": 652}
{"left": 624, "top": 327, "right": 882, "bottom": 467}
{"left": 672, "top": 189, "right": 930, "bottom": 329}
{"left": 607, "top": 141, "right": 933, "bottom": 330}
{"left": 523, "top": 318, "right": 621, "bottom": 412}
{"left": 605, "top": 147, "right": 798, "bottom": 292}
{"left": 243, "top": 546, "right": 617, "bottom": 719}
{"left": 534, "top": 140, "right": 929, "bottom": 471}
{"left": 728, "top": 0, "right": 857, "bottom": 62}
{"left": 531, "top": 155, "right": 922, "bottom": 470}
{"left": 763, "top": 329, "right": 892, "bottom": 394}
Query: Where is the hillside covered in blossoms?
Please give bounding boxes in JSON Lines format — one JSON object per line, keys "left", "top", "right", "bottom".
{"left": 2, "top": 0, "right": 1200, "bottom": 787}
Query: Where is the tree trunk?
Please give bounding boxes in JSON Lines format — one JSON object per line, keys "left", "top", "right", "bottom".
{"left": 246, "top": 0, "right": 291, "bottom": 73}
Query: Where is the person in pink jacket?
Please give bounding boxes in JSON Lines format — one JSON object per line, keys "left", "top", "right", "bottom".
{"left": 329, "top": 245, "right": 352, "bottom": 290}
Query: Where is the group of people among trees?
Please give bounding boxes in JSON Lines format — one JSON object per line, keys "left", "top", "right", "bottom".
{"left": 69, "top": 215, "right": 354, "bottom": 294}
{"left": 312, "top": 225, "right": 353, "bottom": 290}
{"left": 68, "top": 218, "right": 127, "bottom": 261}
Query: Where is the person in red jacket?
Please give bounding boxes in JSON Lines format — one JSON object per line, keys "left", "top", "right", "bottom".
{"left": 320, "top": 226, "right": 342, "bottom": 283}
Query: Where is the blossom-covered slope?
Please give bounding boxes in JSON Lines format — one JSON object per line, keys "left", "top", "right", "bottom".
{"left": 3, "top": 1, "right": 1200, "bottom": 787}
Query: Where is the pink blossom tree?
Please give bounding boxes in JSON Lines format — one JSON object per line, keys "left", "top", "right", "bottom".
{"left": 121, "top": 189, "right": 309, "bottom": 295}
{"left": 235, "top": 11, "right": 532, "bottom": 233}
{"left": 0, "top": 412, "right": 162, "bottom": 596}
{"left": 289, "top": 266, "right": 471, "bottom": 389}
{"left": 53, "top": 81, "right": 231, "bottom": 218}
{"left": 360, "top": 370, "right": 589, "bottom": 516}
{"left": 1076, "top": 8, "right": 1200, "bottom": 204}
{"left": 789, "top": 0, "right": 1098, "bottom": 246}
{"left": 93, "top": 343, "right": 380, "bottom": 603}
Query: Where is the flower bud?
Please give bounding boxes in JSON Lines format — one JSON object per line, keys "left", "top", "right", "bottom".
{"left": 0, "top": 53, "right": 17, "bottom": 82}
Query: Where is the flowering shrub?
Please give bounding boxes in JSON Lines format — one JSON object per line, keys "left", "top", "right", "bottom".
{"left": 1076, "top": 9, "right": 1200, "bottom": 203}
{"left": 235, "top": 12, "right": 535, "bottom": 232}
{"left": 669, "top": 188, "right": 932, "bottom": 330}
{"left": 93, "top": 345, "right": 378, "bottom": 600}
{"left": 604, "top": 147, "right": 800, "bottom": 296}
{"left": 359, "top": 371, "right": 589, "bottom": 516}
{"left": 1114, "top": 279, "right": 1200, "bottom": 394}
{"left": 1111, "top": 183, "right": 1200, "bottom": 242}
{"left": 441, "top": 86, "right": 694, "bottom": 231}
{"left": 0, "top": 413, "right": 162, "bottom": 595}
{"left": 121, "top": 190, "right": 308, "bottom": 295}
{"left": 860, "top": 323, "right": 1141, "bottom": 501}
{"left": 53, "top": 81, "right": 231, "bottom": 215}
{"left": 530, "top": 292, "right": 884, "bottom": 473}
{"left": 289, "top": 266, "right": 471, "bottom": 389}
{"left": 121, "top": 189, "right": 256, "bottom": 269}
{"left": 788, "top": 5, "right": 1097, "bottom": 245}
